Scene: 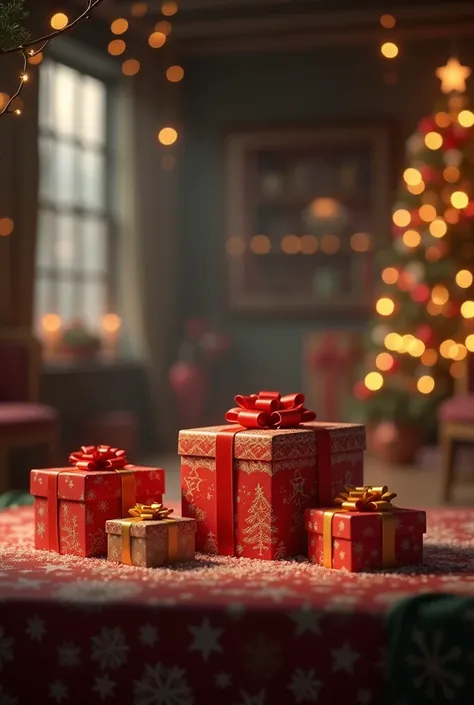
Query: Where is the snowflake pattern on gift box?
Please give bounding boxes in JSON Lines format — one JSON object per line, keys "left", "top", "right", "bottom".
{"left": 36, "top": 522, "right": 46, "bottom": 538}
{"left": 405, "top": 628, "right": 464, "bottom": 700}
{"left": 91, "top": 626, "right": 129, "bottom": 670}
{"left": 134, "top": 662, "right": 193, "bottom": 705}
{"left": 98, "top": 500, "right": 108, "bottom": 513}
{"left": 287, "top": 668, "right": 321, "bottom": 703}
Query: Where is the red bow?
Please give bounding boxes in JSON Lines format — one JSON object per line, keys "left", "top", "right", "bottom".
{"left": 69, "top": 445, "right": 128, "bottom": 471}
{"left": 225, "top": 391, "right": 316, "bottom": 429}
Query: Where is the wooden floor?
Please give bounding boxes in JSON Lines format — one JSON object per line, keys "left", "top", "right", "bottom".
{"left": 150, "top": 449, "right": 474, "bottom": 508}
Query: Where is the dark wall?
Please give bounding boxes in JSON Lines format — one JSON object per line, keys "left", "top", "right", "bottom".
{"left": 179, "top": 40, "right": 474, "bottom": 394}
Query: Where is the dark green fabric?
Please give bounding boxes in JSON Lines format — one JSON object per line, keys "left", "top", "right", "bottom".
{"left": 0, "top": 491, "right": 33, "bottom": 509}
{"left": 388, "top": 594, "right": 473, "bottom": 705}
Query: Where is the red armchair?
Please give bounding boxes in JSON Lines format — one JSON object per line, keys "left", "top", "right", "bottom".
{"left": 0, "top": 329, "right": 58, "bottom": 493}
{"left": 438, "top": 355, "right": 474, "bottom": 503}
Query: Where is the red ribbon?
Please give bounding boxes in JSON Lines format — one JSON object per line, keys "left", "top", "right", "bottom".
{"left": 69, "top": 445, "right": 128, "bottom": 471}
{"left": 225, "top": 390, "right": 316, "bottom": 429}
{"left": 216, "top": 391, "right": 316, "bottom": 556}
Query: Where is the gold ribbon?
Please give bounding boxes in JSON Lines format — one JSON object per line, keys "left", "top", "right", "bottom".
{"left": 323, "top": 485, "right": 397, "bottom": 569}
{"left": 120, "top": 503, "right": 179, "bottom": 566}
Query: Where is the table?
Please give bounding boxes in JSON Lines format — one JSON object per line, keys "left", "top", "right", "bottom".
{"left": 1, "top": 506, "right": 474, "bottom": 705}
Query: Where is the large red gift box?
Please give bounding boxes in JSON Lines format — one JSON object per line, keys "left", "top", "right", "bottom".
{"left": 30, "top": 446, "right": 165, "bottom": 558}
{"left": 179, "top": 392, "right": 365, "bottom": 560}
{"left": 305, "top": 492, "right": 426, "bottom": 572}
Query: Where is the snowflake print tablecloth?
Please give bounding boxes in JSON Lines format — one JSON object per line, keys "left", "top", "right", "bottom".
{"left": 1, "top": 507, "right": 474, "bottom": 705}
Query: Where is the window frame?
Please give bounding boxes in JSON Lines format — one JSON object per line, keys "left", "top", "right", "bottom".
{"left": 35, "top": 36, "right": 121, "bottom": 329}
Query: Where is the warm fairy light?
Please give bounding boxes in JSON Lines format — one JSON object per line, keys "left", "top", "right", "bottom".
{"left": 158, "top": 127, "right": 178, "bottom": 145}
{"left": 381, "top": 42, "right": 398, "bottom": 59}
{"left": 226, "top": 237, "right": 245, "bottom": 257}
{"left": 155, "top": 21, "right": 172, "bottom": 35}
{"left": 450, "top": 361, "right": 465, "bottom": 379}
{"left": 281, "top": 235, "right": 300, "bottom": 255}
{"left": 436, "top": 57, "right": 471, "bottom": 94}
{"left": 461, "top": 301, "right": 474, "bottom": 318}
{"left": 51, "top": 13, "right": 68, "bottom": 30}
{"left": 450, "top": 343, "right": 467, "bottom": 361}
{"left": 350, "top": 232, "right": 371, "bottom": 252}
{"left": 166, "top": 65, "right": 184, "bottom": 82}
{"left": 162, "top": 1, "right": 178, "bottom": 15}
{"left": 250, "top": 235, "right": 271, "bottom": 255}
{"left": 440, "top": 339, "right": 457, "bottom": 358}
{"left": 101, "top": 314, "right": 122, "bottom": 333}
{"left": 466, "top": 334, "right": 474, "bottom": 351}
{"left": 0, "top": 218, "right": 14, "bottom": 236}
{"left": 443, "top": 166, "right": 460, "bottom": 183}
{"left": 108, "top": 39, "right": 126, "bottom": 56}
{"left": 426, "top": 300, "right": 442, "bottom": 315}
{"left": 403, "top": 168, "right": 422, "bottom": 186}
{"left": 131, "top": 2, "right": 148, "bottom": 16}
{"left": 111, "top": 18, "right": 129, "bottom": 35}
{"left": 417, "top": 375, "right": 435, "bottom": 394}
{"left": 365, "top": 372, "right": 384, "bottom": 391}
{"left": 402, "top": 230, "right": 421, "bottom": 248}
{"left": 458, "top": 110, "right": 474, "bottom": 127}
{"left": 431, "top": 285, "right": 449, "bottom": 305}
{"left": 425, "top": 246, "right": 442, "bottom": 263}
{"left": 429, "top": 219, "right": 447, "bottom": 238}
{"left": 444, "top": 208, "right": 460, "bottom": 224}
{"left": 300, "top": 235, "right": 318, "bottom": 254}
{"left": 392, "top": 209, "right": 411, "bottom": 227}
{"left": 376, "top": 297, "right": 395, "bottom": 316}
{"left": 375, "top": 352, "right": 394, "bottom": 371}
{"left": 382, "top": 267, "right": 399, "bottom": 284}
{"left": 20, "top": 73, "right": 29, "bottom": 83}
{"left": 407, "top": 182, "right": 425, "bottom": 195}
{"left": 320, "top": 234, "right": 340, "bottom": 254}
{"left": 398, "top": 335, "right": 413, "bottom": 354}
{"left": 14, "top": 109, "right": 21, "bottom": 116}
{"left": 42, "top": 313, "right": 61, "bottom": 333}
{"left": 28, "top": 52, "right": 43, "bottom": 65}
{"left": 380, "top": 14, "right": 396, "bottom": 28}
{"left": 455, "top": 270, "right": 473, "bottom": 288}
{"left": 149, "top": 32, "right": 167, "bottom": 48}
{"left": 408, "top": 339, "right": 426, "bottom": 357}
{"left": 435, "top": 112, "right": 451, "bottom": 128}
{"left": 419, "top": 204, "right": 437, "bottom": 222}
{"left": 451, "top": 191, "right": 469, "bottom": 209}
{"left": 421, "top": 349, "right": 438, "bottom": 366}
{"left": 425, "top": 132, "right": 443, "bottom": 150}
{"left": 122, "top": 59, "right": 140, "bottom": 76}
{"left": 384, "top": 332, "right": 402, "bottom": 351}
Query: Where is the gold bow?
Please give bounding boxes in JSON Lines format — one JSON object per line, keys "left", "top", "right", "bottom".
{"left": 334, "top": 485, "right": 397, "bottom": 513}
{"left": 128, "top": 502, "right": 174, "bottom": 521}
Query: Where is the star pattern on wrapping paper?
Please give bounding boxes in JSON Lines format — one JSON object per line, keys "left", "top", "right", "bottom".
{"left": 286, "top": 470, "right": 308, "bottom": 506}
{"left": 331, "top": 642, "right": 360, "bottom": 674}
{"left": 236, "top": 690, "right": 266, "bottom": 705}
{"left": 215, "top": 672, "right": 232, "bottom": 689}
{"left": 184, "top": 468, "right": 204, "bottom": 500}
{"left": 289, "top": 603, "right": 322, "bottom": 636}
{"left": 26, "top": 615, "right": 46, "bottom": 642}
{"left": 49, "top": 681, "right": 68, "bottom": 703}
{"left": 188, "top": 617, "right": 223, "bottom": 662}
{"left": 92, "top": 674, "right": 116, "bottom": 700}
{"left": 139, "top": 624, "right": 158, "bottom": 646}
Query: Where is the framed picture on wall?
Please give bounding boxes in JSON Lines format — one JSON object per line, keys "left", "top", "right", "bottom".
{"left": 224, "top": 124, "right": 392, "bottom": 316}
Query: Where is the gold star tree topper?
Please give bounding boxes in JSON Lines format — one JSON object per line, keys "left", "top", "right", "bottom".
{"left": 436, "top": 57, "right": 471, "bottom": 94}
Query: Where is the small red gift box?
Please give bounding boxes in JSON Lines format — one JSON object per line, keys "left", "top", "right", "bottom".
{"left": 30, "top": 445, "right": 165, "bottom": 557}
{"left": 305, "top": 486, "right": 426, "bottom": 572}
{"left": 179, "top": 391, "right": 365, "bottom": 560}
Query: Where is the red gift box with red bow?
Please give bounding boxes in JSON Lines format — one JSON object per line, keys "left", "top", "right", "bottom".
{"left": 30, "top": 445, "right": 165, "bottom": 557}
{"left": 178, "top": 391, "right": 365, "bottom": 560}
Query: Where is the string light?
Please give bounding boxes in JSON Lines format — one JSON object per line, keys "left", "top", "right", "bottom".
{"left": 161, "top": 1, "right": 178, "bottom": 16}
{"left": 108, "top": 39, "right": 126, "bottom": 56}
{"left": 376, "top": 297, "right": 395, "bottom": 316}
{"left": 419, "top": 204, "right": 437, "bottom": 222}
{"left": 466, "top": 334, "right": 474, "bottom": 352}
{"left": 131, "top": 2, "right": 148, "bottom": 17}
{"left": 431, "top": 285, "right": 449, "bottom": 305}
{"left": 408, "top": 339, "right": 426, "bottom": 357}
{"left": 421, "top": 349, "right": 438, "bottom": 366}
{"left": 281, "top": 235, "right": 300, "bottom": 255}
{"left": 443, "top": 167, "right": 460, "bottom": 183}
{"left": 28, "top": 52, "right": 43, "bottom": 65}
{"left": 226, "top": 237, "right": 245, "bottom": 257}
{"left": 381, "top": 267, "right": 399, "bottom": 284}
{"left": 451, "top": 191, "right": 469, "bottom": 209}
{"left": 450, "top": 343, "right": 467, "bottom": 361}
{"left": 300, "top": 235, "right": 318, "bottom": 254}
{"left": 444, "top": 207, "right": 460, "bottom": 224}
{"left": 429, "top": 219, "right": 447, "bottom": 238}
{"left": 111, "top": 18, "right": 129, "bottom": 34}
{"left": 365, "top": 372, "right": 384, "bottom": 391}
{"left": 450, "top": 361, "right": 465, "bottom": 378}
{"left": 461, "top": 301, "right": 474, "bottom": 318}
{"left": 350, "top": 232, "right": 371, "bottom": 252}
{"left": 0, "top": 218, "right": 14, "bottom": 236}
{"left": 392, "top": 209, "right": 411, "bottom": 227}
{"left": 458, "top": 110, "right": 474, "bottom": 128}
{"left": 435, "top": 112, "right": 451, "bottom": 128}
{"left": 122, "top": 59, "right": 140, "bottom": 76}
{"left": 250, "top": 235, "right": 271, "bottom": 255}
{"left": 425, "top": 132, "right": 443, "bottom": 150}
{"left": 158, "top": 127, "right": 178, "bottom": 145}
{"left": 155, "top": 21, "right": 172, "bottom": 35}
{"left": 20, "top": 73, "right": 29, "bottom": 83}
{"left": 402, "top": 230, "right": 421, "bottom": 247}
{"left": 166, "top": 65, "right": 184, "bottom": 82}
{"left": 384, "top": 333, "right": 402, "bottom": 351}
{"left": 149, "top": 32, "right": 167, "bottom": 48}
{"left": 403, "top": 168, "right": 422, "bottom": 186}
{"left": 455, "top": 270, "right": 473, "bottom": 288}
{"left": 51, "top": 13, "right": 69, "bottom": 30}
{"left": 417, "top": 375, "right": 435, "bottom": 394}
{"left": 42, "top": 313, "right": 61, "bottom": 332}
{"left": 375, "top": 352, "right": 394, "bottom": 371}
{"left": 440, "top": 339, "right": 457, "bottom": 358}
{"left": 407, "top": 181, "right": 425, "bottom": 195}
{"left": 320, "top": 234, "right": 340, "bottom": 254}
{"left": 380, "top": 14, "right": 396, "bottom": 28}
{"left": 381, "top": 42, "right": 398, "bottom": 59}
{"left": 101, "top": 314, "right": 122, "bottom": 333}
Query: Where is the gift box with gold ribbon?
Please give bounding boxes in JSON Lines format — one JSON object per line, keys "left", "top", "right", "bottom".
{"left": 106, "top": 503, "right": 197, "bottom": 567}
{"left": 179, "top": 391, "right": 365, "bottom": 560}
{"left": 30, "top": 446, "right": 165, "bottom": 558}
{"left": 305, "top": 486, "right": 426, "bottom": 572}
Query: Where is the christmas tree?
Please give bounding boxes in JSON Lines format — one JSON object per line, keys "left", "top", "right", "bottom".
{"left": 242, "top": 484, "right": 278, "bottom": 557}
{"left": 357, "top": 58, "right": 474, "bottom": 434}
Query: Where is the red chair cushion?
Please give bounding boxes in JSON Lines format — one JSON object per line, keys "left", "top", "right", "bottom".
{"left": 438, "top": 394, "right": 474, "bottom": 422}
{"left": 0, "top": 403, "right": 58, "bottom": 434}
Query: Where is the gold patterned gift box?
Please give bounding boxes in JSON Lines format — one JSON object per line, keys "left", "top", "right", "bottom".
{"left": 106, "top": 503, "right": 197, "bottom": 568}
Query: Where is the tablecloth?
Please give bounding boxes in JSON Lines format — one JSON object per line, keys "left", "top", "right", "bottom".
{"left": 1, "top": 506, "right": 474, "bottom": 705}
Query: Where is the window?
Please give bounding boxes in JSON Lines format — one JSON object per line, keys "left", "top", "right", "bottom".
{"left": 34, "top": 56, "right": 116, "bottom": 334}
